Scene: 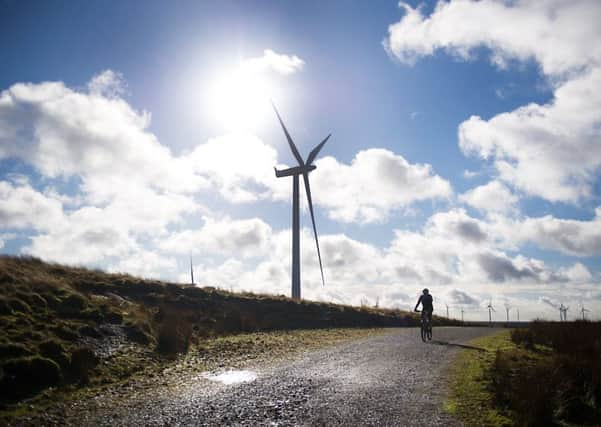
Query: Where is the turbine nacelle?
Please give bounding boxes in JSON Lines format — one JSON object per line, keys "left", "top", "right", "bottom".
{"left": 274, "top": 165, "right": 317, "bottom": 178}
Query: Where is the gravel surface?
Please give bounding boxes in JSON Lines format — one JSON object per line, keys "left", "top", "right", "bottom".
{"left": 57, "top": 327, "right": 498, "bottom": 426}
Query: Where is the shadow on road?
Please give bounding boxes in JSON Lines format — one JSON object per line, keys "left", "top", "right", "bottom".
{"left": 429, "top": 340, "right": 487, "bottom": 352}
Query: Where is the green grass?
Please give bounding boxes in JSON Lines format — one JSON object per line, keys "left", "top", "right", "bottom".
{"left": 444, "top": 330, "right": 514, "bottom": 427}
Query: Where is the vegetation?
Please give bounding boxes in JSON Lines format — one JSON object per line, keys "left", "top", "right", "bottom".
{"left": 447, "top": 321, "right": 601, "bottom": 426}
{"left": 444, "top": 330, "right": 513, "bottom": 426}
{"left": 493, "top": 321, "right": 601, "bottom": 425}
{"left": 0, "top": 255, "right": 460, "bottom": 409}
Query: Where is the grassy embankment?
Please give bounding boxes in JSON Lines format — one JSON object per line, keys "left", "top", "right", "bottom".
{"left": 446, "top": 321, "right": 601, "bottom": 426}
{"left": 0, "top": 255, "right": 459, "bottom": 414}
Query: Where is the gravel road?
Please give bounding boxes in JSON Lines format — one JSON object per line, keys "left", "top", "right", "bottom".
{"left": 61, "top": 326, "right": 499, "bottom": 426}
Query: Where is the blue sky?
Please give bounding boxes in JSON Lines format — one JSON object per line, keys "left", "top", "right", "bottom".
{"left": 1, "top": 0, "right": 600, "bottom": 320}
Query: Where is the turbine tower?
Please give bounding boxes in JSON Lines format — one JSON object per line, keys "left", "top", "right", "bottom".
{"left": 272, "top": 104, "right": 330, "bottom": 299}
{"left": 581, "top": 305, "right": 589, "bottom": 320}
{"left": 505, "top": 303, "right": 511, "bottom": 322}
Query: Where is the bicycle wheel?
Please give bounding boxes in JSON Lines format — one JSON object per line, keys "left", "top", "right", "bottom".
{"left": 427, "top": 324, "right": 432, "bottom": 340}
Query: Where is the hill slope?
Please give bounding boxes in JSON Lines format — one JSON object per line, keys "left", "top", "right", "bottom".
{"left": 0, "top": 255, "right": 456, "bottom": 406}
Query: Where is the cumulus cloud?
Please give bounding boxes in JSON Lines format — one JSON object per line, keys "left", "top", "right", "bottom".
{"left": 0, "top": 76, "right": 207, "bottom": 203}
{"left": 459, "top": 68, "right": 601, "bottom": 203}
{"left": 491, "top": 208, "right": 601, "bottom": 257}
{"left": 242, "top": 49, "right": 305, "bottom": 75}
{"left": 87, "top": 69, "right": 126, "bottom": 98}
{"left": 478, "top": 252, "right": 546, "bottom": 283}
{"left": 0, "top": 180, "right": 64, "bottom": 231}
{"left": 159, "top": 216, "right": 273, "bottom": 259}
{"left": 187, "top": 133, "right": 285, "bottom": 203}
{"left": 384, "top": 0, "right": 601, "bottom": 204}
{"left": 312, "top": 149, "right": 452, "bottom": 223}
{"left": 447, "top": 289, "right": 480, "bottom": 306}
{"left": 459, "top": 180, "right": 518, "bottom": 214}
{"left": 384, "top": 0, "right": 601, "bottom": 75}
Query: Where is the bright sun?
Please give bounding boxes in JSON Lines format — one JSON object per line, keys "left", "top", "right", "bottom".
{"left": 207, "top": 67, "right": 273, "bottom": 131}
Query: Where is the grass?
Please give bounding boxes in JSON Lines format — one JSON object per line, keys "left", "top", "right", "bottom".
{"left": 444, "top": 330, "right": 514, "bottom": 426}
{"left": 446, "top": 322, "right": 601, "bottom": 426}
{"left": 498, "top": 321, "right": 601, "bottom": 425}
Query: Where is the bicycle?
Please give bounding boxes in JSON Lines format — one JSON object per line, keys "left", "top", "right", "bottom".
{"left": 415, "top": 309, "right": 432, "bottom": 342}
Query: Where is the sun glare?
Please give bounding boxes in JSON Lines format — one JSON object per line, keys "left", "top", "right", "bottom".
{"left": 207, "top": 67, "right": 273, "bottom": 131}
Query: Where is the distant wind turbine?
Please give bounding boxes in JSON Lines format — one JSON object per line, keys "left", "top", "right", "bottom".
{"left": 559, "top": 303, "right": 569, "bottom": 321}
{"left": 505, "top": 303, "right": 511, "bottom": 322}
{"left": 445, "top": 304, "right": 449, "bottom": 318}
{"left": 190, "top": 255, "right": 194, "bottom": 285}
{"left": 581, "top": 305, "right": 590, "bottom": 320}
{"left": 487, "top": 300, "right": 496, "bottom": 326}
{"left": 273, "top": 104, "right": 330, "bottom": 299}
{"left": 461, "top": 308, "right": 465, "bottom": 323}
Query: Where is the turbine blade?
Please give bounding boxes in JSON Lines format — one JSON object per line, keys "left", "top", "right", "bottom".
{"left": 272, "top": 103, "right": 304, "bottom": 166}
{"left": 306, "top": 134, "right": 331, "bottom": 165}
{"left": 302, "top": 172, "right": 325, "bottom": 287}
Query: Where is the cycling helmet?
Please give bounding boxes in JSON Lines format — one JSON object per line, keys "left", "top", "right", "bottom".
{"left": 422, "top": 288, "right": 429, "bottom": 294}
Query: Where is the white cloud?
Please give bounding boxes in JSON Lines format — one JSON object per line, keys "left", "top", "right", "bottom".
{"left": 159, "top": 216, "right": 273, "bottom": 259}
{"left": 384, "top": 0, "right": 601, "bottom": 204}
{"left": 0, "top": 233, "right": 16, "bottom": 250}
{"left": 384, "top": 1, "right": 601, "bottom": 76}
{"left": 459, "top": 180, "right": 518, "bottom": 214}
{"left": 109, "top": 250, "right": 177, "bottom": 280}
{"left": 312, "top": 149, "right": 452, "bottom": 223}
{"left": 0, "top": 180, "right": 64, "bottom": 231}
{"left": 242, "top": 49, "right": 305, "bottom": 75}
{"left": 0, "top": 77, "right": 208, "bottom": 205}
{"left": 493, "top": 208, "right": 601, "bottom": 257}
{"left": 459, "top": 68, "right": 601, "bottom": 203}
{"left": 87, "top": 69, "right": 126, "bottom": 98}
{"left": 463, "top": 169, "right": 478, "bottom": 179}
{"left": 188, "top": 133, "right": 286, "bottom": 203}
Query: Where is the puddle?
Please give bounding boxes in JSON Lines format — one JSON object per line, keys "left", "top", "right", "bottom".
{"left": 203, "top": 370, "right": 258, "bottom": 385}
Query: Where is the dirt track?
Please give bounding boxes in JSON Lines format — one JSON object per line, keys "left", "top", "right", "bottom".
{"left": 49, "top": 326, "right": 497, "bottom": 426}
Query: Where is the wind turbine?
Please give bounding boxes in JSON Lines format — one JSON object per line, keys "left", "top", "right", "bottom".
{"left": 190, "top": 255, "right": 194, "bottom": 285}
{"left": 559, "top": 303, "right": 569, "bottom": 321}
{"left": 581, "top": 305, "right": 590, "bottom": 320}
{"left": 517, "top": 308, "right": 520, "bottom": 321}
{"left": 487, "top": 300, "right": 496, "bottom": 326}
{"left": 445, "top": 304, "right": 449, "bottom": 318}
{"left": 461, "top": 308, "right": 465, "bottom": 323}
{"left": 505, "top": 303, "right": 511, "bottom": 322}
{"left": 272, "top": 104, "right": 330, "bottom": 300}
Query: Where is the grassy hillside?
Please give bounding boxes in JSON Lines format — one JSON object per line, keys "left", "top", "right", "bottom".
{"left": 0, "top": 255, "right": 457, "bottom": 406}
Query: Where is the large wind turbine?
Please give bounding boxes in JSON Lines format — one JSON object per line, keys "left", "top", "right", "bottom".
{"left": 272, "top": 104, "right": 330, "bottom": 300}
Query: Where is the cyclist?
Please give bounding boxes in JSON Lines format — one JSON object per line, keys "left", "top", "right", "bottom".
{"left": 414, "top": 288, "right": 433, "bottom": 323}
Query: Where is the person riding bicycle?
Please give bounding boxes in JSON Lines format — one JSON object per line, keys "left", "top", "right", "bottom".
{"left": 414, "top": 288, "right": 433, "bottom": 322}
